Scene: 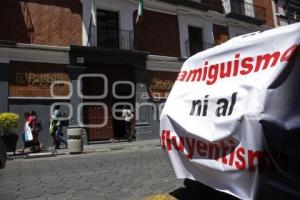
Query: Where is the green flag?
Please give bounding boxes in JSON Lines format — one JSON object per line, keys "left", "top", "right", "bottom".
{"left": 136, "top": 0, "right": 144, "bottom": 24}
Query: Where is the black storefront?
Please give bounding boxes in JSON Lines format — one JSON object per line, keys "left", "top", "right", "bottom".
{"left": 69, "top": 46, "right": 158, "bottom": 142}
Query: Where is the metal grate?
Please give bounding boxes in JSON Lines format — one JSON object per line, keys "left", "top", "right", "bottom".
{"left": 223, "top": 0, "right": 266, "bottom": 24}
{"left": 97, "top": 29, "right": 134, "bottom": 50}
{"left": 185, "top": 40, "right": 214, "bottom": 57}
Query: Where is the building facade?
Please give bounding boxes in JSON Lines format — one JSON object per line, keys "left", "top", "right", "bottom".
{"left": 272, "top": 0, "right": 300, "bottom": 26}
{"left": 0, "top": 0, "right": 275, "bottom": 148}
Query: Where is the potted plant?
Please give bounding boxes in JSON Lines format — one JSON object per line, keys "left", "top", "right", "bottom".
{"left": 0, "top": 112, "right": 19, "bottom": 155}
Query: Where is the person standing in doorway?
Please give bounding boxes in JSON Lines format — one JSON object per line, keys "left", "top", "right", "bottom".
{"left": 51, "top": 105, "right": 67, "bottom": 149}
{"left": 131, "top": 111, "right": 136, "bottom": 141}
{"left": 122, "top": 106, "right": 134, "bottom": 142}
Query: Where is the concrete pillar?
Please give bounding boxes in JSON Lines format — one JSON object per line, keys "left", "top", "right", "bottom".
{"left": 135, "top": 68, "right": 149, "bottom": 123}
{"left": 66, "top": 66, "right": 88, "bottom": 144}
{"left": 0, "top": 63, "right": 9, "bottom": 112}
{"left": 134, "top": 64, "right": 157, "bottom": 140}
{"left": 66, "top": 66, "right": 86, "bottom": 125}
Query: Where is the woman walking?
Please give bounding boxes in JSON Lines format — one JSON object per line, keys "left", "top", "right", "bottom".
{"left": 29, "top": 111, "right": 42, "bottom": 152}
{"left": 21, "top": 112, "right": 33, "bottom": 153}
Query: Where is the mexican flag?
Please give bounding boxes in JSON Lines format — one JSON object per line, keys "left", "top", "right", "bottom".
{"left": 136, "top": 0, "right": 144, "bottom": 24}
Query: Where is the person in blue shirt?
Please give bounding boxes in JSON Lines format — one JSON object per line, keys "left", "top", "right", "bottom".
{"left": 51, "top": 105, "right": 67, "bottom": 149}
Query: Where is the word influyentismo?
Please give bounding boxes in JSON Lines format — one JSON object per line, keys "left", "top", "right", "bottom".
{"left": 161, "top": 130, "right": 287, "bottom": 173}
{"left": 177, "top": 44, "right": 299, "bottom": 85}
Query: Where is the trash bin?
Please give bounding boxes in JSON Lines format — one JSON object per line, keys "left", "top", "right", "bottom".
{"left": 67, "top": 128, "right": 83, "bottom": 154}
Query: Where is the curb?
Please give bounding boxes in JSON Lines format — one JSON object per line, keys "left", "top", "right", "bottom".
{"left": 144, "top": 194, "right": 177, "bottom": 200}
{"left": 7, "top": 150, "right": 57, "bottom": 160}
{"left": 25, "top": 151, "right": 56, "bottom": 159}
{"left": 55, "top": 139, "right": 161, "bottom": 155}
{"left": 8, "top": 139, "right": 161, "bottom": 160}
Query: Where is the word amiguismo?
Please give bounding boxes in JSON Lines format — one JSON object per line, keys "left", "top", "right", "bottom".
{"left": 177, "top": 44, "right": 299, "bottom": 85}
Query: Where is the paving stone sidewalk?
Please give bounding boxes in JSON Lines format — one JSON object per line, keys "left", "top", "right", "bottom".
{"left": 1, "top": 140, "right": 238, "bottom": 200}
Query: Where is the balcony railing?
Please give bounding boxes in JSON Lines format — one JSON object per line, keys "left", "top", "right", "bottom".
{"left": 97, "top": 29, "right": 134, "bottom": 50}
{"left": 185, "top": 40, "right": 214, "bottom": 57}
{"left": 223, "top": 0, "right": 266, "bottom": 25}
{"left": 287, "top": 0, "right": 300, "bottom": 24}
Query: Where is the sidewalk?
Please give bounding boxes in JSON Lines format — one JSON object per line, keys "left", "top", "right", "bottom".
{"left": 9, "top": 139, "right": 161, "bottom": 159}
{"left": 56, "top": 138, "right": 161, "bottom": 155}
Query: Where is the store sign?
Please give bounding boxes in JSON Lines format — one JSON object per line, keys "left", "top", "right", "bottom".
{"left": 10, "top": 63, "right": 70, "bottom": 97}
{"left": 16, "top": 73, "right": 64, "bottom": 86}
{"left": 160, "top": 23, "right": 300, "bottom": 199}
{"left": 149, "top": 78, "right": 174, "bottom": 98}
{"left": 148, "top": 72, "right": 177, "bottom": 99}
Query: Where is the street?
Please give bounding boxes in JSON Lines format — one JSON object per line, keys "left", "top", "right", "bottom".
{"left": 0, "top": 145, "right": 237, "bottom": 200}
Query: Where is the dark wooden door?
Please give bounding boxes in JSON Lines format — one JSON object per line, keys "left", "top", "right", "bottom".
{"left": 84, "top": 105, "right": 113, "bottom": 141}
{"left": 82, "top": 63, "right": 134, "bottom": 141}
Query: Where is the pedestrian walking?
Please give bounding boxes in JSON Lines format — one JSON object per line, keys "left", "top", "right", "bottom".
{"left": 50, "top": 105, "right": 67, "bottom": 149}
{"left": 29, "top": 111, "right": 42, "bottom": 152}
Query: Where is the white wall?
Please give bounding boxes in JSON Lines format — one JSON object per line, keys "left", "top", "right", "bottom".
{"left": 178, "top": 14, "right": 214, "bottom": 58}
{"left": 229, "top": 24, "right": 254, "bottom": 38}
{"left": 82, "top": 0, "right": 137, "bottom": 47}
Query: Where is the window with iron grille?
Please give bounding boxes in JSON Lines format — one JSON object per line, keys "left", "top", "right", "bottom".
{"left": 97, "top": 9, "right": 119, "bottom": 49}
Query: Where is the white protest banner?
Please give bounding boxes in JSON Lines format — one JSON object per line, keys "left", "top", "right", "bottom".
{"left": 160, "top": 22, "right": 300, "bottom": 200}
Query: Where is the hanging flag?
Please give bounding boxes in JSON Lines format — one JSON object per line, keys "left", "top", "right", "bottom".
{"left": 87, "top": 0, "right": 96, "bottom": 46}
{"left": 136, "top": 0, "right": 144, "bottom": 24}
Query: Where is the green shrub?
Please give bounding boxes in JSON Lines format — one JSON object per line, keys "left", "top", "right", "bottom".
{"left": 0, "top": 112, "right": 19, "bottom": 134}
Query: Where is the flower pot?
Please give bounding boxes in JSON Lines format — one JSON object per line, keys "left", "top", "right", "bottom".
{"left": 1, "top": 134, "right": 18, "bottom": 155}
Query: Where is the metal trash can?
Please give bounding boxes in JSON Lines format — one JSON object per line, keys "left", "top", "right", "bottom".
{"left": 67, "top": 128, "right": 83, "bottom": 154}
